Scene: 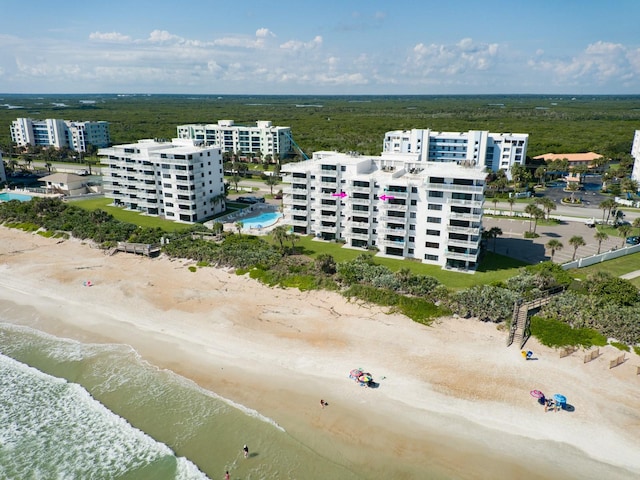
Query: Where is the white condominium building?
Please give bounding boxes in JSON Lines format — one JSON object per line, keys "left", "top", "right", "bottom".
{"left": 176, "top": 120, "right": 293, "bottom": 160}
{"left": 281, "top": 151, "right": 486, "bottom": 270}
{"left": 631, "top": 130, "right": 640, "bottom": 185}
{"left": 10, "top": 118, "right": 110, "bottom": 152}
{"left": 99, "top": 139, "right": 225, "bottom": 223}
{"left": 383, "top": 129, "right": 528, "bottom": 176}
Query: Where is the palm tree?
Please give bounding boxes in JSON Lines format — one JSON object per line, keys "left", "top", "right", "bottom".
{"left": 545, "top": 239, "right": 563, "bottom": 262}
{"left": 599, "top": 199, "right": 617, "bottom": 224}
{"left": 536, "top": 197, "right": 556, "bottom": 220}
{"left": 264, "top": 175, "right": 280, "bottom": 195}
{"left": 210, "top": 193, "right": 226, "bottom": 213}
{"left": 288, "top": 232, "right": 299, "bottom": 253}
{"left": 618, "top": 224, "right": 632, "bottom": 246}
{"left": 230, "top": 174, "right": 241, "bottom": 192}
{"left": 566, "top": 182, "right": 580, "bottom": 203}
{"left": 482, "top": 226, "right": 502, "bottom": 252}
{"left": 271, "top": 225, "right": 289, "bottom": 251}
{"left": 534, "top": 166, "right": 547, "bottom": 186}
{"left": 491, "top": 196, "right": 499, "bottom": 213}
{"left": 620, "top": 178, "right": 639, "bottom": 199}
{"left": 507, "top": 196, "right": 515, "bottom": 216}
{"left": 593, "top": 231, "right": 608, "bottom": 255}
{"left": 569, "top": 235, "right": 586, "bottom": 261}
{"left": 212, "top": 222, "right": 224, "bottom": 236}
{"left": 234, "top": 221, "right": 244, "bottom": 235}
{"left": 633, "top": 217, "right": 640, "bottom": 237}
{"left": 524, "top": 204, "right": 544, "bottom": 232}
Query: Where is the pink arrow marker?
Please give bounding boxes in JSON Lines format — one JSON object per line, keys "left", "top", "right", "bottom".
{"left": 379, "top": 194, "right": 395, "bottom": 201}
{"left": 332, "top": 192, "right": 347, "bottom": 198}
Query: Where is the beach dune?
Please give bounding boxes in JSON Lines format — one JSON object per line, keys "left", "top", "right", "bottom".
{"left": 1, "top": 226, "right": 639, "bottom": 479}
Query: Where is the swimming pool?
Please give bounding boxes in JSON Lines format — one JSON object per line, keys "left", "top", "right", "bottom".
{"left": 0, "top": 192, "right": 33, "bottom": 202}
{"left": 241, "top": 212, "right": 282, "bottom": 229}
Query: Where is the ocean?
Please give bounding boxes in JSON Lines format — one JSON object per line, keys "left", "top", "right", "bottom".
{"left": 0, "top": 321, "right": 361, "bottom": 480}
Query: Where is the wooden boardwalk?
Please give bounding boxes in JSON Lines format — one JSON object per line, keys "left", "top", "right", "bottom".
{"left": 507, "top": 287, "right": 564, "bottom": 349}
{"left": 115, "top": 242, "right": 161, "bottom": 257}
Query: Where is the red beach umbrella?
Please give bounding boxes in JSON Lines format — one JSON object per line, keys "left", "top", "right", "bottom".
{"left": 530, "top": 389, "right": 544, "bottom": 399}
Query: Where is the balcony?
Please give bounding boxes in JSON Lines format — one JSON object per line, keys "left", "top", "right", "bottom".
{"left": 349, "top": 197, "right": 371, "bottom": 205}
{"left": 448, "top": 197, "right": 484, "bottom": 208}
{"left": 377, "top": 237, "right": 405, "bottom": 247}
{"left": 449, "top": 211, "right": 482, "bottom": 221}
{"left": 348, "top": 231, "right": 370, "bottom": 240}
{"left": 378, "top": 227, "right": 406, "bottom": 236}
{"left": 283, "top": 186, "right": 308, "bottom": 195}
{"left": 428, "top": 183, "right": 484, "bottom": 194}
{"left": 381, "top": 189, "right": 409, "bottom": 198}
{"left": 379, "top": 215, "right": 406, "bottom": 223}
{"left": 289, "top": 218, "right": 308, "bottom": 227}
{"left": 445, "top": 251, "right": 478, "bottom": 261}
{"left": 447, "top": 224, "right": 480, "bottom": 235}
{"left": 447, "top": 237, "right": 481, "bottom": 249}
{"left": 348, "top": 185, "right": 371, "bottom": 193}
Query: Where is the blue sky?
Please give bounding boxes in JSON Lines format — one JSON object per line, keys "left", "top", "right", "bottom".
{"left": 1, "top": 0, "right": 639, "bottom": 95}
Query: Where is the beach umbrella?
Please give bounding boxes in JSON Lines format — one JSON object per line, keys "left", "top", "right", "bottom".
{"left": 530, "top": 389, "right": 544, "bottom": 399}
{"left": 350, "top": 368, "right": 363, "bottom": 378}
{"left": 358, "top": 374, "right": 372, "bottom": 383}
{"left": 553, "top": 394, "right": 566, "bottom": 404}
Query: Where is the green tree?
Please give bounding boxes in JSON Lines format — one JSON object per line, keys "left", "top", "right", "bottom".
{"left": 507, "top": 196, "right": 515, "bottom": 216}
{"left": 633, "top": 217, "right": 640, "bottom": 237}
{"left": 264, "top": 175, "right": 280, "bottom": 195}
{"left": 569, "top": 235, "right": 586, "bottom": 261}
{"left": 271, "top": 224, "right": 289, "bottom": 252}
{"left": 545, "top": 239, "right": 563, "bottom": 262}
{"left": 536, "top": 197, "right": 556, "bottom": 220}
{"left": 594, "top": 231, "right": 608, "bottom": 255}
{"left": 534, "top": 166, "right": 547, "bottom": 186}
{"left": 618, "top": 224, "right": 632, "bottom": 246}
{"left": 566, "top": 182, "right": 580, "bottom": 203}
{"left": 524, "top": 204, "right": 544, "bottom": 232}
{"left": 230, "top": 174, "right": 241, "bottom": 192}
{"left": 599, "top": 199, "right": 617, "bottom": 224}
{"left": 234, "top": 221, "right": 244, "bottom": 235}
{"left": 483, "top": 226, "right": 502, "bottom": 252}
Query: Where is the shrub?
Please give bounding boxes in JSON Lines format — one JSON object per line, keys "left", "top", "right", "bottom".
{"left": 188, "top": 266, "right": 197, "bottom": 272}
{"left": 609, "top": 341, "right": 630, "bottom": 352}
{"left": 530, "top": 316, "right": 607, "bottom": 348}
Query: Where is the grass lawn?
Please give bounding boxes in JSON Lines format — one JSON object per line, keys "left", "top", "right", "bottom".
{"left": 570, "top": 251, "right": 640, "bottom": 289}
{"left": 288, "top": 235, "right": 526, "bottom": 289}
{"left": 69, "top": 197, "right": 194, "bottom": 232}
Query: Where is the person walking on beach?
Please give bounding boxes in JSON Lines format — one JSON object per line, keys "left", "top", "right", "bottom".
{"left": 224, "top": 471, "right": 230, "bottom": 480}
{"left": 243, "top": 444, "right": 249, "bottom": 458}
{"left": 320, "top": 399, "right": 326, "bottom": 408}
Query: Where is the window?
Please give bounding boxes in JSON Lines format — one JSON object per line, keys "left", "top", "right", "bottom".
{"left": 426, "top": 229, "right": 440, "bottom": 236}
{"left": 426, "top": 217, "right": 441, "bottom": 224}
{"left": 425, "top": 242, "right": 439, "bottom": 248}
{"left": 428, "top": 191, "right": 444, "bottom": 198}
{"left": 425, "top": 254, "right": 438, "bottom": 261}
{"left": 428, "top": 204, "right": 443, "bottom": 211}
{"left": 410, "top": 200, "right": 417, "bottom": 206}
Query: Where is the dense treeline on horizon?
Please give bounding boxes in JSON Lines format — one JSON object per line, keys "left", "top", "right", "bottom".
{"left": 1, "top": 94, "right": 640, "bottom": 160}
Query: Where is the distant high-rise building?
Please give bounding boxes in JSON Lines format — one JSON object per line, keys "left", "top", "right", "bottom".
{"left": 177, "top": 120, "right": 294, "bottom": 161}
{"left": 631, "top": 130, "right": 640, "bottom": 186}
{"left": 0, "top": 151, "right": 6, "bottom": 184}
{"left": 99, "top": 138, "right": 225, "bottom": 223}
{"left": 382, "top": 129, "right": 528, "bottom": 177}
{"left": 10, "top": 118, "right": 110, "bottom": 152}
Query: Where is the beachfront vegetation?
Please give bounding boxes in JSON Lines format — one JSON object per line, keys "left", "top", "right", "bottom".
{"left": 530, "top": 317, "right": 607, "bottom": 349}
{"left": 1, "top": 194, "right": 639, "bottom": 347}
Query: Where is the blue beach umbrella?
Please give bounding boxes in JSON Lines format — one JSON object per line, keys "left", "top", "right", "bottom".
{"left": 553, "top": 394, "right": 566, "bottom": 405}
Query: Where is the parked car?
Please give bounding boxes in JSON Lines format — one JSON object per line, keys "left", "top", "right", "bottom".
{"left": 625, "top": 236, "right": 640, "bottom": 245}
{"left": 236, "top": 196, "right": 265, "bottom": 204}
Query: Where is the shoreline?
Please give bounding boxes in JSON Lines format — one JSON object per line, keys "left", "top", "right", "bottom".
{"left": 1, "top": 226, "right": 639, "bottom": 479}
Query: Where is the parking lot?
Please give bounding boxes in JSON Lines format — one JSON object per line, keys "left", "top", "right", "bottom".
{"left": 483, "top": 216, "right": 624, "bottom": 265}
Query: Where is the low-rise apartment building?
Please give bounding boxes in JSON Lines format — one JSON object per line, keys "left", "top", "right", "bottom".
{"left": 281, "top": 151, "right": 486, "bottom": 270}
{"left": 10, "top": 118, "right": 110, "bottom": 152}
{"left": 176, "top": 120, "right": 293, "bottom": 161}
{"left": 99, "top": 139, "right": 225, "bottom": 222}
{"left": 383, "top": 129, "right": 528, "bottom": 177}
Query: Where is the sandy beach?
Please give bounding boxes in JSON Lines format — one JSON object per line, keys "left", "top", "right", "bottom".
{"left": 1, "top": 226, "right": 640, "bottom": 479}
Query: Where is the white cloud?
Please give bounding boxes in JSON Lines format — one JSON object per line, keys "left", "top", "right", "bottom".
{"left": 89, "top": 31, "right": 131, "bottom": 43}
{"left": 280, "top": 36, "right": 322, "bottom": 52}
{"left": 409, "top": 38, "right": 500, "bottom": 76}
{"left": 148, "top": 30, "right": 183, "bottom": 44}
{"left": 529, "top": 41, "right": 640, "bottom": 86}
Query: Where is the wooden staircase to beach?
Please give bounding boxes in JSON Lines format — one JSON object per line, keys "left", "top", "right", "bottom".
{"left": 507, "top": 287, "right": 564, "bottom": 349}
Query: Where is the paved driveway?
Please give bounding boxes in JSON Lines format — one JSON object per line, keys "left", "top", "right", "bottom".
{"left": 483, "top": 216, "right": 624, "bottom": 265}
